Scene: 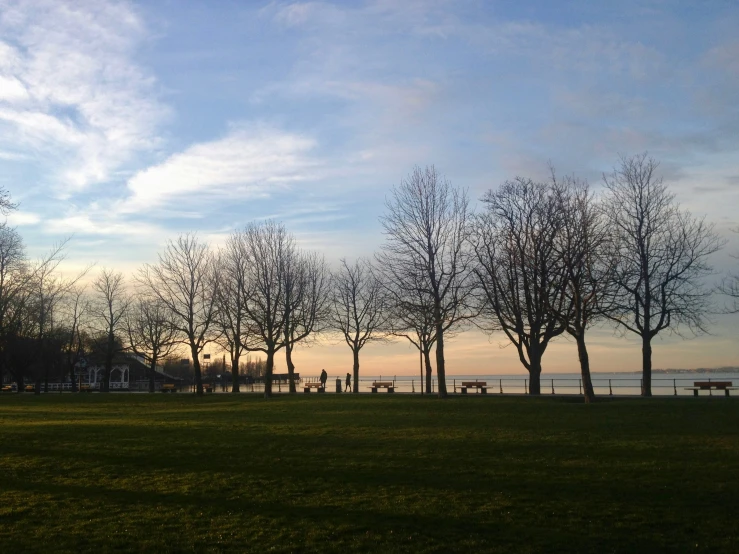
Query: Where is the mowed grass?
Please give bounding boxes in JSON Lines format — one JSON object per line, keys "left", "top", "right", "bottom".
{"left": 0, "top": 394, "right": 738, "bottom": 553}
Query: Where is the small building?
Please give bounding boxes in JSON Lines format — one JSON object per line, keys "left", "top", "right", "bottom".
{"left": 78, "top": 355, "right": 184, "bottom": 391}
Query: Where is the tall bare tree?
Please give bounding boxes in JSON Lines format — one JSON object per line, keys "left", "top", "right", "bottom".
{"left": 383, "top": 272, "right": 436, "bottom": 394}
{"left": 330, "top": 258, "right": 386, "bottom": 393}
{"left": 472, "top": 177, "right": 569, "bottom": 395}
{"left": 214, "top": 235, "right": 252, "bottom": 393}
{"left": 92, "top": 269, "right": 129, "bottom": 392}
{"left": 378, "top": 165, "right": 474, "bottom": 398}
{"left": 550, "top": 175, "right": 615, "bottom": 403}
{"left": 58, "top": 284, "right": 90, "bottom": 392}
{"left": 603, "top": 153, "right": 723, "bottom": 396}
{"left": 126, "top": 297, "right": 179, "bottom": 392}
{"left": 138, "top": 234, "right": 219, "bottom": 396}
{"left": 283, "top": 251, "right": 331, "bottom": 393}
{"left": 719, "top": 228, "right": 739, "bottom": 313}
{"left": 236, "top": 221, "right": 294, "bottom": 398}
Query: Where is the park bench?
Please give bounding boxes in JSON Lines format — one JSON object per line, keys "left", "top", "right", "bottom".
{"left": 202, "top": 384, "right": 214, "bottom": 393}
{"left": 161, "top": 384, "right": 177, "bottom": 393}
{"left": 303, "top": 382, "right": 325, "bottom": 393}
{"left": 79, "top": 384, "right": 92, "bottom": 393}
{"left": 24, "top": 385, "right": 35, "bottom": 393}
{"left": 1, "top": 385, "right": 12, "bottom": 392}
{"left": 684, "top": 381, "right": 737, "bottom": 397}
{"left": 370, "top": 382, "right": 394, "bottom": 393}
{"left": 460, "top": 381, "right": 487, "bottom": 394}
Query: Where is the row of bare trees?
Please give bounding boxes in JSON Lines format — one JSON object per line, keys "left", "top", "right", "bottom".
{"left": 0, "top": 153, "right": 730, "bottom": 400}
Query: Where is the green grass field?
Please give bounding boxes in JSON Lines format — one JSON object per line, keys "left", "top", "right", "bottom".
{"left": 0, "top": 394, "right": 737, "bottom": 553}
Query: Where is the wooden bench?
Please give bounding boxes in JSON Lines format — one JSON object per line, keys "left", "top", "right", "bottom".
{"left": 79, "top": 384, "right": 93, "bottom": 393}
{"left": 303, "top": 382, "right": 325, "bottom": 393}
{"left": 161, "top": 383, "right": 177, "bottom": 393}
{"left": 460, "top": 381, "right": 487, "bottom": 394}
{"left": 1, "top": 385, "right": 13, "bottom": 392}
{"left": 201, "top": 383, "right": 214, "bottom": 393}
{"left": 370, "top": 382, "right": 394, "bottom": 393}
{"left": 24, "top": 385, "right": 35, "bottom": 393}
{"left": 684, "top": 381, "right": 737, "bottom": 397}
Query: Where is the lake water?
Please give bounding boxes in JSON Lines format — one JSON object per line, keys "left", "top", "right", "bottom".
{"left": 300, "top": 372, "right": 739, "bottom": 396}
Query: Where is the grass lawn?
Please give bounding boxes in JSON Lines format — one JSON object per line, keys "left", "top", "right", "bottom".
{"left": 0, "top": 394, "right": 738, "bottom": 553}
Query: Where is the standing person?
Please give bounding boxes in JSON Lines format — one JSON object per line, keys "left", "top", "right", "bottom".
{"left": 345, "top": 372, "right": 351, "bottom": 392}
{"left": 320, "top": 369, "right": 328, "bottom": 391}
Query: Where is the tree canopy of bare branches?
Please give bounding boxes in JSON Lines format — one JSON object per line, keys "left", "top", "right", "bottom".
{"left": 237, "top": 221, "right": 294, "bottom": 398}
{"left": 472, "top": 177, "right": 568, "bottom": 395}
{"left": 126, "top": 297, "right": 179, "bottom": 393}
{"left": 550, "top": 175, "right": 615, "bottom": 403}
{"left": 138, "top": 234, "right": 218, "bottom": 396}
{"left": 282, "top": 250, "right": 330, "bottom": 393}
{"left": 378, "top": 165, "right": 474, "bottom": 398}
{"left": 330, "top": 258, "right": 386, "bottom": 393}
{"left": 92, "top": 269, "right": 130, "bottom": 392}
{"left": 603, "top": 153, "right": 724, "bottom": 396}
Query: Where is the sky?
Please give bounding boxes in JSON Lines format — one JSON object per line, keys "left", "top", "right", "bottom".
{"left": 1, "top": 0, "right": 738, "bottom": 377}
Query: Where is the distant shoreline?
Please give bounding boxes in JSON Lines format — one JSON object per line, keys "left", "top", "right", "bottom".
{"left": 594, "top": 368, "right": 739, "bottom": 375}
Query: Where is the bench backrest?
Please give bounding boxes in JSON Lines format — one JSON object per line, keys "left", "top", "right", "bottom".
{"left": 694, "top": 381, "right": 732, "bottom": 389}
{"left": 461, "top": 382, "right": 487, "bottom": 387}
{"left": 372, "top": 382, "right": 393, "bottom": 387}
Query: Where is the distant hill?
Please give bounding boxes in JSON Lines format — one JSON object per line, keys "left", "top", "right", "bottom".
{"left": 651, "top": 367, "right": 739, "bottom": 374}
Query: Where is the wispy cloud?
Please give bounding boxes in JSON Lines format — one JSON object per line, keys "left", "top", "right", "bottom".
{"left": 0, "top": 0, "right": 167, "bottom": 194}
{"left": 121, "top": 124, "right": 321, "bottom": 213}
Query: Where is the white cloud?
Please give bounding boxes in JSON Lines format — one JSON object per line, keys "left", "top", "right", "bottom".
{"left": 122, "top": 124, "right": 321, "bottom": 212}
{"left": 5, "top": 210, "right": 40, "bottom": 226}
{"left": 0, "top": 0, "right": 167, "bottom": 193}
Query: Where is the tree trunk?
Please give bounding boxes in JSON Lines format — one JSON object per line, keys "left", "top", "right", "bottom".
{"left": 149, "top": 355, "right": 157, "bottom": 393}
{"left": 285, "top": 343, "right": 297, "bottom": 394}
{"left": 264, "top": 348, "right": 274, "bottom": 398}
{"left": 528, "top": 352, "right": 542, "bottom": 395}
{"left": 435, "top": 324, "right": 447, "bottom": 399}
{"left": 642, "top": 335, "right": 652, "bottom": 397}
{"left": 352, "top": 347, "right": 360, "bottom": 393}
{"left": 191, "top": 344, "right": 204, "bottom": 396}
{"left": 231, "top": 353, "right": 240, "bottom": 393}
{"left": 424, "top": 348, "right": 433, "bottom": 394}
{"left": 576, "top": 334, "right": 595, "bottom": 403}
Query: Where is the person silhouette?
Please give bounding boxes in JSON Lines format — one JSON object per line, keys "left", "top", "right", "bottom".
{"left": 345, "top": 372, "right": 351, "bottom": 392}
{"left": 319, "top": 369, "right": 328, "bottom": 391}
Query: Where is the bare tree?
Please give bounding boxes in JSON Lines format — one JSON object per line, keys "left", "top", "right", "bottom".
{"left": 378, "top": 166, "right": 474, "bottom": 398}
{"left": 138, "top": 234, "right": 219, "bottom": 396}
{"left": 330, "top": 258, "right": 386, "bottom": 393}
{"left": 92, "top": 269, "right": 130, "bottom": 392}
{"left": 550, "top": 175, "right": 615, "bottom": 403}
{"left": 58, "top": 284, "right": 90, "bottom": 392}
{"left": 214, "top": 234, "right": 253, "bottom": 393}
{"left": 236, "top": 221, "right": 294, "bottom": 398}
{"left": 283, "top": 251, "right": 331, "bottom": 393}
{"left": 472, "top": 177, "right": 568, "bottom": 395}
{"left": 383, "top": 273, "right": 436, "bottom": 394}
{"left": 126, "top": 297, "right": 179, "bottom": 392}
{"left": 603, "top": 153, "right": 724, "bottom": 396}
{"left": 719, "top": 228, "right": 739, "bottom": 313}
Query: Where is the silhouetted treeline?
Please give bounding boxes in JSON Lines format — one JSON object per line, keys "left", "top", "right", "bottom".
{"left": 0, "top": 154, "right": 729, "bottom": 400}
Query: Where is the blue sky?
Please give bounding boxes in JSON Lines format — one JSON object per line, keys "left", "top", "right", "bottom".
{"left": 1, "top": 0, "right": 738, "bottom": 374}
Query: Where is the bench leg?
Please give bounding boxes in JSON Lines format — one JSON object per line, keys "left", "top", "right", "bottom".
{"left": 388, "top": 387, "right": 394, "bottom": 393}
{"left": 461, "top": 388, "right": 467, "bottom": 394}
{"left": 371, "top": 387, "right": 377, "bottom": 393}
{"left": 726, "top": 389, "right": 730, "bottom": 397}
{"left": 693, "top": 389, "right": 698, "bottom": 397}
{"left": 304, "top": 388, "right": 310, "bottom": 393}
{"left": 481, "top": 388, "right": 487, "bottom": 394}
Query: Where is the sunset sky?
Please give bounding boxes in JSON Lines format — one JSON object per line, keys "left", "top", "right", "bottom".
{"left": 1, "top": 0, "right": 738, "bottom": 376}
